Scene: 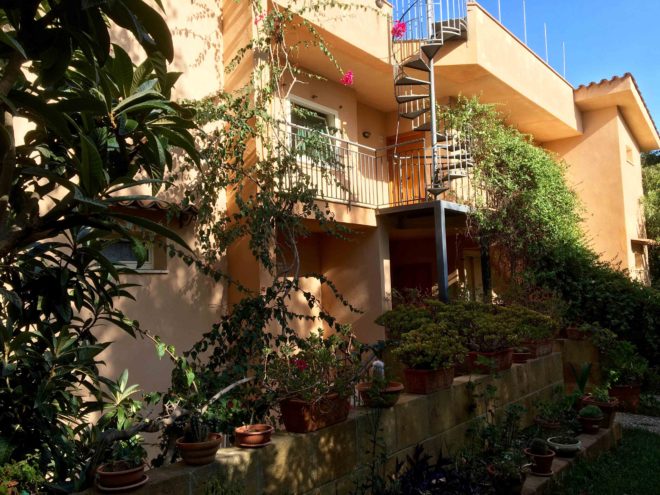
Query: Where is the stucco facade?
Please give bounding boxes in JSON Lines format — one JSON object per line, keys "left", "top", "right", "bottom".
{"left": 103, "top": 0, "right": 658, "bottom": 395}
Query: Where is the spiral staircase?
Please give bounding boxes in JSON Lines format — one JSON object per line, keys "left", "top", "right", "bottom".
{"left": 392, "top": 0, "right": 471, "bottom": 198}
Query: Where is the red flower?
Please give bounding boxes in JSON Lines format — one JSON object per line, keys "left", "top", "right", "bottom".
{"left": 340, "top": 70, "right": 354, "bottom": 86}
{"left": 254, "top": 12, "right": 266, "bottom": 25}
{"left": 392, "top": 20, "right": 407, "bottom": 39}
{"left": 293, "top": 358, "right": 308, "bottom": 371}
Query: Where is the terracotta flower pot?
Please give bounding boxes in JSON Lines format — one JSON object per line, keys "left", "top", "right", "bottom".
{"left": 356, "top": 381, "right": 404, "bottom": 408}
{"left": 534, "top": 416, "right": 561, "bottom": 431}
{"left": 234, "top": 424, "right": 274, "bottom": 448}
{"left": 566, "top": 326, "right": 587, "bottom": 340}
{"left": 580, "top": 395, "right": 619, "bottom": 428}
{"left": 579, "top": 415, "right": 602, "bottom": 434}
{"left": 524, "top": 448, "right": 555, "bottom": 476}
{"left": 403, "top": 367, "right": 454, "bottom": 394}
{"left": 96, "top": 463, "right": 146, "bottom": 489}
{"left": 609, "top": 384, "right": 641, "bottom": 413}
{"left": 176, "top": 433, "right": 223, "bottom": 465}
{"left": 522, "top": 339, "right": 554, "bottom": 358}
{"left": 466, "top": 348, "right": 513, "bottom": 373}
{"left": 280, "top": 393, "right": 349, "bottom": 433}
{"left": 513, "top": 351, "right": 532, "bottom": 364}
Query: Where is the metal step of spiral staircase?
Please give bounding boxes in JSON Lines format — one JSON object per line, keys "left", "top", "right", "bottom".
{"left": 393, "top": 7, "right": 469, "bottom": 199}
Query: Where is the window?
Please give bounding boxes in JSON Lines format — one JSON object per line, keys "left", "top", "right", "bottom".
{"left": 102, "top": 239, "right": 155, "bottom": 271}
{"left": 288, "top": 98, "right": 341, "bottom": 168}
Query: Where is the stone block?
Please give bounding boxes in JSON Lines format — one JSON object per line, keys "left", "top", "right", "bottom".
{"left": 309, "top": 418, "right": 359, "bottom": 486}
{"left": 261, "top": 432, "right": 316, "bottom": 494}
{"left": 394, "top": 394, "right": 430, "bottom": 451}
{"left": 355, "top": 406, "right": 397, "bottom": 456}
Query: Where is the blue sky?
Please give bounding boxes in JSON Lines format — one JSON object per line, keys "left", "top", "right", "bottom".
{"left": 475, "top": 0, "right": 660, "bottom": 131}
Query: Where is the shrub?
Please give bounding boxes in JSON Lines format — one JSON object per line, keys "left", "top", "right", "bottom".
{"left": 392, "top": 324, "right": 467, "bottom": 370}
{"left": 579, "top": 405, "right": 603, "bottom": 419}
{"left": 374, "top": 305, "right": 432, "bottom": 340}
{"left": 499, "top": 305, "right": 559, "bottom": 341}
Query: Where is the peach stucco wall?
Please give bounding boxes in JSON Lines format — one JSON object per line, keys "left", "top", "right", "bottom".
{"left": 544, "top": 107, "right": 632, "bottom": 269}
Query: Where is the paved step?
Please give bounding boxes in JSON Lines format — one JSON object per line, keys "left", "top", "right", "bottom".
{"left": 522, "top": 422, "right": 623, "bottom": 495}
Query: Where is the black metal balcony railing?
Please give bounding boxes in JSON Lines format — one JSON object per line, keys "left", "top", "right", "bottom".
{"left": 277, "top": 122, "right": 475, "bottom": 208}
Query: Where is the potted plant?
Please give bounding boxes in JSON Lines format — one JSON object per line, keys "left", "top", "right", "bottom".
{"left": 234, "top": 424, "right": 274, "bottom": 448}
{"left": 462, "top": 309, "right": 520, "bottom": 373}
{"left": 392, "top": 323, "right": 466, "bottom": 394}
{"left": 356, "top": 359, "right": 404, "bottom": 408}
{"left": 524, "top": 438, "right": 555, "bottom": 476}
{"left": 96, "top": 436, "right": 147, "bottom": 490}
{"left": 264, "top": 326, "right": 361, "bottom": 433}
{"left": 375, "top": 304, "right": 431, "bottom": 340}
{"left": 533, "top": 395, "right": 572, "bottom": 431}
{"left": 504, "top": 305, "right": 558, "bottom": 358}
{"left": 546, "top": 435, "right": 581, "bottom": 458}
{"left": 578, "top": 405, "right": 603, "bottom": 434}
{"left": 512, "top": 346, "right": 532, "bottom": 364}
{"left": 176, "top": 415, "right": 224, "bottom": 465}
{"left": 596, "top": 338, "right": 648, "bottom": 413}
{"left": 580, "top": 386, "right": 618, "bottom": 428}
{"left": 486, "top": 449, "right": 525, "bottom": 495}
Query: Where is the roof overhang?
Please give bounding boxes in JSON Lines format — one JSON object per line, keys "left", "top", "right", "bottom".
{"left": 575, "top": 74, "right": 660, "bottom": 151}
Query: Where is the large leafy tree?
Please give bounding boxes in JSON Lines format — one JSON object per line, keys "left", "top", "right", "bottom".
{"left": 0, "top": 1, "right": 198, "bottom": 490}
{"left": 642, "top": 150, "right": 659, "bottom": 287}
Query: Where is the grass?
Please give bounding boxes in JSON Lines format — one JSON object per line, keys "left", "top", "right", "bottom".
{"left": 556, "top": 428, "right": 660, "bottom": 495}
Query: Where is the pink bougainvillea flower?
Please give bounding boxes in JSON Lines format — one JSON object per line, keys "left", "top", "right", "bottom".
{"left": 254, "top": 12, "right": 266, "bottom": 25}
{"left": 340, "top": 70, "right": 354, "bottom": 86}
{"left": 293, "top": 358, "right": 309, "bottom": 371}
{"left": 391, "top": 20, "right": 407, "bottom": 39}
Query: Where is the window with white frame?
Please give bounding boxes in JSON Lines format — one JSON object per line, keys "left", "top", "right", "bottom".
{"left": 102, "top": 239, "right": 155, "bottom": 271}
{"left": 288, "top": 97, "right": 341, "bottom": 168}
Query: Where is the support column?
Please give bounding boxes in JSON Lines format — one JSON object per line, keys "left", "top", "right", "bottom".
{"left": 434, "top": 201, "right": 449, "bottom": 302}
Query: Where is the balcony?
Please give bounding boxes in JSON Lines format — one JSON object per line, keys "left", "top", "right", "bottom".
{"left": 278, "top": 121, "right": 475, "bottom": 210}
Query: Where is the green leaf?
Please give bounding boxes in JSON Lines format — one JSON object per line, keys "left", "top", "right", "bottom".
{"left": 128, "top": 0, "right": 174, "bottom": 62}
{"left": 0, "top": 29, "right": 26, "bottom": 58}
{"left": 112, "top": 90, "right": 164, "bottom": 115}
{"left": 79, "top": 135, "right": 106, "bottom": 194}
{"left": 111, "top": 44, "right": 134, "bottom": 97}
{"left": 108, "top": 213, "right": 193, "bottom": 252}
{"left": 9, "top": 90, "right": 72, "bottom": 142}
{"left": 154, "top": 126, "right": 200, "bottom": 164}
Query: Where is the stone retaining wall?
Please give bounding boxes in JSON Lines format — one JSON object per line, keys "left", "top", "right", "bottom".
{"left": 86, "top": 353, "right": 564, "bottom": 495}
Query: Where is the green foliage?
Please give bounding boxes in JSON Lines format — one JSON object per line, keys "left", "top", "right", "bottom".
{"left": 263, "top": 326, "right": 362, "bottom": 403}
{"left": 374, "top": 305, "right": 432, "bottom": 340}
{"left": 642, "top": 151, "right": 660, "bottom": 288}
{"left": 441, "top": 97, "right": 582, "bottom": 269}
{"left": 0, "top": 2, "right": 198, "bottom": 489}
{"left": 589, "top": 386, "right": 611, "bottom": 403}
{"left": 183, "top": 415, "right": 211, "bottom": 443}
{"left": 529, "top": 438, "right": 550, "bottom": 455}
{"left": 569, "top": 362, "right": 593, "bottom": 396}
{"left": 592, "top": 330, "right": 649, "bottom": 386}
{"left": 392, "top": 323, "right": 466, "bottom": 370}
{"left": 103, "top": 436, "right": 146, "bottom": 472}
{"left": 556, "top": 428, "right": 660, "bottom": 495}
{"left": 534, "top": 391, "right": 576, "bottom": 427}
{"left": 578, "top": 405, "right": 603, "bottom": 419}
{"left": 0, "top": 455, "right": 43, "bottom": 494}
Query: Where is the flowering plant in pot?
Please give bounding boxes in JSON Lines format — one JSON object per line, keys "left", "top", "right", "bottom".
{"left": 356, "top": 359, "right": 404, "bottom": 408}
{"left": 580, "top": 386, "right": 618, "bottom": 428}
{"left": 176, "top": 414, "right": 224, "bottom": 465}
{"left": 263, "top": 325, "right": 362, "bottom": 433}
{"left": 524, "top": 438, "right": 555, "bottom": 476}
{"left": 392, "top": 323, "right": 466, "bottom": 394}
{"left": 578, "top": 405, "right": 603, "bottom": 434}
{"left": 96, "top": 435, "right": 147, "bottom": 490}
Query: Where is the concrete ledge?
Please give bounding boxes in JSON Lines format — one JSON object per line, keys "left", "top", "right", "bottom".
{"left": 83, "top": 353, "right": 564, "bottom": 495}
{"left": 521, "top": 422, "right": 623, "bottom": 495}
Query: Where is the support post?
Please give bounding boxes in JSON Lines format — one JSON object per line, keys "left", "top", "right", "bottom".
{"left": 434, "top": 201, "right": 449, "bottom": 302}
{"left": 480, "top": 239, "right": 492, "bottom": 304}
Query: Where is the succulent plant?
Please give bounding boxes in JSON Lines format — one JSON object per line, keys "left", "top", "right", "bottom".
{"left": 529, "top": 438, "right": 550, "bottom": 455}
{"left": 579, "top": 405, "right": 603, "bottom": 419}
